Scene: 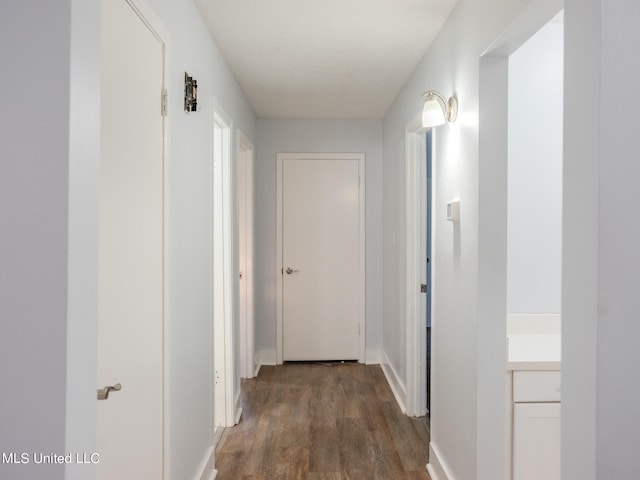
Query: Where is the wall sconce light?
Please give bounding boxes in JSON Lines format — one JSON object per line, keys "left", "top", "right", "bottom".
{"left": 184, "top": 72, "right": 198, "bottom": 113}
{"left": 421, "top": 91, "right": 458, "bottom": 127}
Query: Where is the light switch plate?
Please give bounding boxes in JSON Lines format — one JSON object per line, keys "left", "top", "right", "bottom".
{"left": 447, "top": 198, "right": 460, "bottom": 222}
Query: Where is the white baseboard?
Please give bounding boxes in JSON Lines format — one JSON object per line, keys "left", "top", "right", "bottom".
{"left": 380, "top": 350, "right": 407, "bottom": 413}
{"left": 365, "top": 348, "right": 381, "bottom": 364}
{"left": 194, "top": 445, "right": 216, "bottom": 480}
{"left": 234, "top": 388, "right": 243, "bottom": 425}
{"left": 258, "top": 349, "right": 276, "bottom": 365}
{"left": 427, "top": 442, "right": 455, "bottom": 480}
{"left": 213, "top": 425, "right": 224, "bottom": 448}
{"left": 254, "top": 362, "right": 261, "bottom": 377}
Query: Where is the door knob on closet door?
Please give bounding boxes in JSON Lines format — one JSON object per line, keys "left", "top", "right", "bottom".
{"left": 285, "top": 267, "right": 300, "bottom": 274}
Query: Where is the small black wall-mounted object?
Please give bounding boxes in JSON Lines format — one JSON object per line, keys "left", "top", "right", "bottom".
{"left": 184, "top": 72, "right": 198, "bottom": 113}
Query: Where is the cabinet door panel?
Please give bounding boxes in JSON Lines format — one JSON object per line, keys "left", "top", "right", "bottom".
{"left": 513, "top": 403, "right": 561, "bottom": 480}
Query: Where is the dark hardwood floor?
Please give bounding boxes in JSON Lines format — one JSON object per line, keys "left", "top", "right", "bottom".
{"left": 215, "top": 363, "right": 431, "bottom": 480}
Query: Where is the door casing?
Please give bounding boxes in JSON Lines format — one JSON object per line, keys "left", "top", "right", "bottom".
{"left": 211, "top": 100, "right": 240, "bottom": 428}
{"left": 405, "top": 114, "right": 429, "bottom": 417}
{"left": 237, "top": 131, "right": 256, "bottom": 378}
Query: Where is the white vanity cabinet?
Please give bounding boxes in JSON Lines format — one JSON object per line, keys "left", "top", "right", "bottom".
{"left": 511, "top": 371, "right": 561, "bottom": 480}
{"left": 506, "top": 335, "right": 561, "bottom": 480}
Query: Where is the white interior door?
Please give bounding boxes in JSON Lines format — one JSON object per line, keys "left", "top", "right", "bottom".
{"left": 280, "top": 154, "right": 364, "bottom": 361}
{"left": 98, "top": 0, "right": 165, "bottom": 477}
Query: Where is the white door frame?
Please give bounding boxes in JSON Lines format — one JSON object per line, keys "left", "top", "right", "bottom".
{"left": 237, "top": 130, "right": 256, "bottom": 378}
{"left": 405, "top": 114, "right": 429, "bottom": 417}
{"left": 211, "top": 100, "right": 238, "bottom": 427}
{"left": 276, "top": 152, "right": 366, "bottom": 364}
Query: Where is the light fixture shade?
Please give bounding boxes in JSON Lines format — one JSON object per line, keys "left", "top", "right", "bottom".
{"left": 422, "top": 95, "right": 446, "bottom": 127}
{"left": 421, "top": 91, "right": 458, "bottom": 128}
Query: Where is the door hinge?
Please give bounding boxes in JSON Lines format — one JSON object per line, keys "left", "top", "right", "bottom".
{"left": 420, "top": 284, "right": 427, "bottom": 293}
{"left": 161, "top": 88, "right": 168, "bottom": 117}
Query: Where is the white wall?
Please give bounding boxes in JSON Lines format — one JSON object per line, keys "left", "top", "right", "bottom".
{"left": 381, "top": 1, "right": 559, "bottom": 479}
{"left": 597, "top": 2, "right": 640, "bottom": 476}
{"left": 66, "top": 1, "right": 102, "bottom": 479}
{"left": 507, "top": 22, "right": 563, "bottom": 314}
{"left": 0, "top": 3, "right": 99, "bottom": 480}
{"left": 145, "top": 0, "right": 256, "bottom": 478}
{"left": 254, "top": 119, "right": 383, "bottom": 363}
{"left": 564, "top": 1, "right": 640, "bottom": 479}
{"left": 0, "top": 1, "right": 255, "bottom": 479}
{"left": 384, "top": 0, "right": 640, "bottom": 479}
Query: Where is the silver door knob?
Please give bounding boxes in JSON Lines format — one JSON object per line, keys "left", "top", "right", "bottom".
{"left": 285, "top": 267, "right": 299, "bottom": 274}
{"left": 97, "top": 383, "right": 122, "bottom": 400}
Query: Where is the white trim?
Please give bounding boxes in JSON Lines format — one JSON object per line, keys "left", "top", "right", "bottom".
{"left": 427, "top": 442, "right": 456, "bottom": 480}
{"left": 237, "top": 131, "right": 256, "bottom": 379}
{"left": 211, "top": 99, "right": 237, "bottom": 427}
{"left": 194, "top": 445, "right": 216, "bottom": 480}
{"left": 276, "top": 155, "right": 283, "bottom": 363}
{"left": 212, "top": 425, "right": 225, "bottom": 450}
{"left": 380, "top": 351, "right": 407, "bottom": 414}
{"left": 65, "top": 2, "right": 101, "bottom": 479}
{"left": 405, "top": 113, "right": 429, "bottom": 417}
{"left": 125, "top": 0, "right": 170, "bottom": 43}
{"left": 208, "top": 420, "right": 225, "bottom": 479}
{"left": 275, "top": 152, "right": 366, "bottom": 364}
{"left": 234, "top": 389, "right": 243, "bottom": 424}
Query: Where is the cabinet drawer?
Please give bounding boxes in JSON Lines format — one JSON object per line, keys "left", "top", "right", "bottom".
{"left": 513, "top": 371, "right": 561, "bottom": 402}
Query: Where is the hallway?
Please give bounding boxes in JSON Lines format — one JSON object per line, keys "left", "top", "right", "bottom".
{"left": 215, "top": 364, "right": 430, "bottom": 480}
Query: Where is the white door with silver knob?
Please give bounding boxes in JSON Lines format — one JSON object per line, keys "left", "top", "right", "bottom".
{"left": 279, "top": 154, "right": 364, "bottom": 361}
{"left": 97, "top": 0, "right": 166, "bottom": 477}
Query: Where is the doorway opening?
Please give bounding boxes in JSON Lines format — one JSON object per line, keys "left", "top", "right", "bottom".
{"left": 212, "top": 102, "right": 239, "bottom": 429}
{"left": 476, "top": 2, "right": 563, "bottom": 478}
{"left": 404, "top": 114, "right": 429, "bottom": 418}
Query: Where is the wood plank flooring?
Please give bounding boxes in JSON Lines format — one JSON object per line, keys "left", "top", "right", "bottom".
{"left": 216, "top": 363, "right": 431, "bottom": 480}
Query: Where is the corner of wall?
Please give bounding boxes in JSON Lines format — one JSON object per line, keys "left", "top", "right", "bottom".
{"left": 365, "top": 348, "right": 381, "bottom": 365}
{"left": 427, "top": 442, "right": 456, "bottom": 480}
{"left": 258, "top": 349, "right": 277, "bottom": 366}
{"left": 194, "top": 445, "right": 216, "bottom": 480}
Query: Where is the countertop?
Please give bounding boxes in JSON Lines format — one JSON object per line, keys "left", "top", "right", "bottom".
{"left": 506, "top": 334, "right": 561, "bottom": 371}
